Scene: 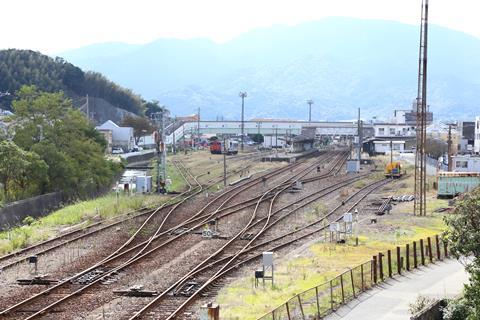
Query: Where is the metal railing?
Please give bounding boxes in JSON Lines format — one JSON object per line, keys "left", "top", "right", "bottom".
{"left": 257, "top": 234, "right": 448, "bottom": 320}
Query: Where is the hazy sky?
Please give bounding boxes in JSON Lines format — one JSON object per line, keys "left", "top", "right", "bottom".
{"left": 1, "top": 0, "right": 479, "bottom": 54}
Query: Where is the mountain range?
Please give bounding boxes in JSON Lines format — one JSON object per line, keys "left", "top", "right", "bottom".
{"left": 59, "top": 17, "right": 480, "bottom": 121}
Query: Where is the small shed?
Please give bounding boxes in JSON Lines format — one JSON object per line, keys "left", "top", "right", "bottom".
{"left": 291, "top": 135, "right": 315, "bottom": 153}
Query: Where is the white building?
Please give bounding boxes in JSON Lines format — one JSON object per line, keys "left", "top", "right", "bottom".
{"left": 373, "top": 123, "right": 415, "bottom": 138}
{"left": 452, "top": 155, "right": 480, "bottom": 172}
{"left": 475, "top": 116, "right": 480, "bottom": 154}
{"left": 96, "top": 120, "right": 134, "bottom": 151}
{"left": 373, "top": 140, "right": 406, "bottom": 154}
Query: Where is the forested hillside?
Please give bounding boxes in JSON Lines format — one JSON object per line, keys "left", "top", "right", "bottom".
{"left": 0, "top": 49, "right": 144, "bottom": 115}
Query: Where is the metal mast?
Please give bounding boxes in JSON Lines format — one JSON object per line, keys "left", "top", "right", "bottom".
{"left": 414, "top": 0, "right": 429, "bottom": 216}
{"left": 239, "top": 92, "right": 247, "bottom": 152}
{"left": 306, "top": 99, "right": 314, "bottom": 122}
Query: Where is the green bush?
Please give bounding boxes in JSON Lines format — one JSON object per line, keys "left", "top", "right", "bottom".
{"left": 442, "top": 297, "right": 473, "bottom": 320}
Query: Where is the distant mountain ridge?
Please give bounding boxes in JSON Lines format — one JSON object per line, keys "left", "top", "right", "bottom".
{"left": 60, "top": 17, "right": 480, "bottom": 121}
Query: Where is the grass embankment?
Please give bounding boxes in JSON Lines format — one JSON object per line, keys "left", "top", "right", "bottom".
{"left": 0, "top": 192, "right": 167, "bottom": 256}
{"left": 217, "top": 155, "right": 450, "bottom": 320}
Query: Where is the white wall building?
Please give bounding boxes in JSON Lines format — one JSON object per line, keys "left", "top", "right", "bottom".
{"left": 452, "top": 155, "right": 480, "bottom": 172}
{"left": 373, "top": 140, "right": 406, "bottom": 154}
{"left": 96, "top": 120, "right": 134, "bottom": 151}
{"left": 475, "top": 116, "right": 480, "bottom": 154}
{"left": 373, "top": 123, "right": 415, "bottom": 138}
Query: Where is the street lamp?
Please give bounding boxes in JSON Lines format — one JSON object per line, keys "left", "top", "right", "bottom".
{"left": 306, "top": 99, "right": 314, "bottom": 122}
{"left": 239, "top": 92, "right": 247, "bottom": 152}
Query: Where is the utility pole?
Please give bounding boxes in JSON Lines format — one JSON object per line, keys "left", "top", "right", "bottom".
{"left": 152, "top": 110, "right": 167, "bottom": 194}
{"left": 414, "top": 0, "right": 429, "bottom": 216}
{"left": 197, "top": 107, "right": 201, "bottom": 150}
{"left": 275, "top": 126, "right": 278, "bottom": 149}
{"left": 86, "top": 94, "right": 89, "bottom": 121}
{"left": 357, "top": 108, "right": 362, "bottom": 162}
{"left": 239, "top": 92, "right": 247, "bottom": 152}
{"left": 447, "top": 123, "right": 456, "bottom": 172}
{"left": 172, "top": 116, "right": 176, "bottom": 155}
{"left": 390, "top": 140, "right": 393, "bottom": 165}
{"left": 307, "top": 99, "right": 314, "bottom": 122}
{"left": 223, "top": 136, "right": 227, "bottom": 186}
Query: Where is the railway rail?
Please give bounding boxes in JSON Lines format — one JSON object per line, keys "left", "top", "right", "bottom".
{"left": 0, "top": 151, "right": 341, "bottom": 319}
{"left": 128, "top": 166, "right": 389, "bottom": 319}
{"left": 0, "top": 153, "right": 268, "bottom": 272}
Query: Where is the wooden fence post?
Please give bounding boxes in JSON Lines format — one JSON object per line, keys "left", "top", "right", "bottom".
{"left": 286, "top": 302, "right": 292, "bottom": 320}
{"left": 420, "top": 239, "right": 425, "bottom": 265}
{"left": 350, "top": 269, "right": 356, "bottom": 298}
{"left": 387, "top": 250, "right": 392, "bottom": 278}
{"left": 435, "top": 235, "right": 441, "bottom": 260}
{"left": 396, "top": 246, "right": 401, "bottom": 275}
{"left": 340, "top": 274, "right": 345, "bottom": 304}
{"left": 360, "top": 264, "right": 365, "bottom": 291}
{"left": 330, "top": 280, "right": 334, "bottom": 311}
{"left": 427, "top": 237, "right": 433, "bottom": 263}
{"left": 298, "top": 295, "right": 305, "bottom": 320}
{"left": 315, "top": 286, "right": 320, "bottom": 318}
{"left": 372, "top": 256, "right": 378, "bottom": 284}
{"left": 413, "top": 241, "right": 418, "bottom": 268}
{"left": 379, "top": 253, "right": 384, "bottom": 281}
{"left": 406, "top": 244, "right": 410, "bottom": 271}
{"left": 443, "top": 238, "right": 448, "bottom": 258}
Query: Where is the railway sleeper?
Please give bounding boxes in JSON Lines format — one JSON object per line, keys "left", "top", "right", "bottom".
{"left": 173, "top": 281, "right": 200, "bottom": 297}
{"left": 17, "top": 275, "right": 59, "bottom": 286}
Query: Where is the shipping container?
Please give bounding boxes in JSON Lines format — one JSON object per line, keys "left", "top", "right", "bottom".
{"left": 437, "top": 172, "right": 480, "bottom": 197}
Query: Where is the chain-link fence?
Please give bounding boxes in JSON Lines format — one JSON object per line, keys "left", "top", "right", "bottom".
{"left": 257, "top": 234, "right": 448, "bottom": 320}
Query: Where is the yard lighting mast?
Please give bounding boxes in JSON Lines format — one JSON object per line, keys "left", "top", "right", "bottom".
{"left": 239, "top": 92, "right": 247, "bottom": 152}
{"left": 306, "top": 99, "right": 314, "bottom": 122}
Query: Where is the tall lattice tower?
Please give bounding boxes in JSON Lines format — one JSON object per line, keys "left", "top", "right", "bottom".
{"left": 414, "top": 0, "right": 429, "bottom": 216}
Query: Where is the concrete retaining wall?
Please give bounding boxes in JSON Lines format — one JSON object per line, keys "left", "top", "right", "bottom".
{"left": 411, "top": 299, "right": 447, "bottom": 320}
{"left": 123, "top": 151, "right": 156, "bottom": 164}
{"left": 0, "top": 192, "right": 64, "bottom": 230}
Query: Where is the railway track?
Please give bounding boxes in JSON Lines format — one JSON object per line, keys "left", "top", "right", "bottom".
{"left": 177, "top": 178, "right": 391, "bottom": 320}
{"left": 0, "top": 151, "right": 341, "bottom": 319}
{"left": 0, "top": 154, "right": 267, "bottom": 273}
{"left": 124, "top": 152, "right": 353, "bottom": 319}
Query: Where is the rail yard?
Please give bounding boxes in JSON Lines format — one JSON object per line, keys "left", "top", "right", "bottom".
{"left": 0, "top": 146, "right": 443, "bottom": 320}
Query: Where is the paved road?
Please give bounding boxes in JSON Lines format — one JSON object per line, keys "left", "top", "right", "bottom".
{"left": 325, "top": 259, "right": 468, "bottom": 320}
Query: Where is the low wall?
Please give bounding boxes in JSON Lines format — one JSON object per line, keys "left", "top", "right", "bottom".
{"left": 411, "top": 299, "right": 447, "bottom": 320}
{"left": 122, "top": 151, "right": 156, "bottom": 164}
{"left": 0, "top": 192, "right": 64, "bottom": 230}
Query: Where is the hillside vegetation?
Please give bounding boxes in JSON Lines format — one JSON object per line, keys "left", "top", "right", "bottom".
{"left": 0, "top": 49, "right": 144, "bottom": 115}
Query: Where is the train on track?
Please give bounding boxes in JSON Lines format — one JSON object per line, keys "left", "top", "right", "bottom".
{"left": 210, "top": 139, "right": 239, "bottom": 155}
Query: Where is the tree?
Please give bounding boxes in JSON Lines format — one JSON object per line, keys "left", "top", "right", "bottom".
{"left": 144, "top": 100, "right": 162, "bottom": 118}
{"left": 0, "top": 140, "right": 48, "bottom": 201}
{"left": 249, "top": 133, "right": 264, "bottom": 144}
{"left": 11, "top": 85, "right": 122, "bottom": 199}
{"left": 444, "top": 187, "right": 480, "bottom": 319}
{"left": 121, "top": 115, "right": 156, "bottom": 145}
{"left": 425, "top": 138, "right": 447, "bottom": 159}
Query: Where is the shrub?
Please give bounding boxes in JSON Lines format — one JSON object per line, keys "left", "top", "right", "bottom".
{"left": 442, "top": 297, "right": 473, "bottom": 320}
{"left": 409, "top": 295, "right": 435, "bottom": 315}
